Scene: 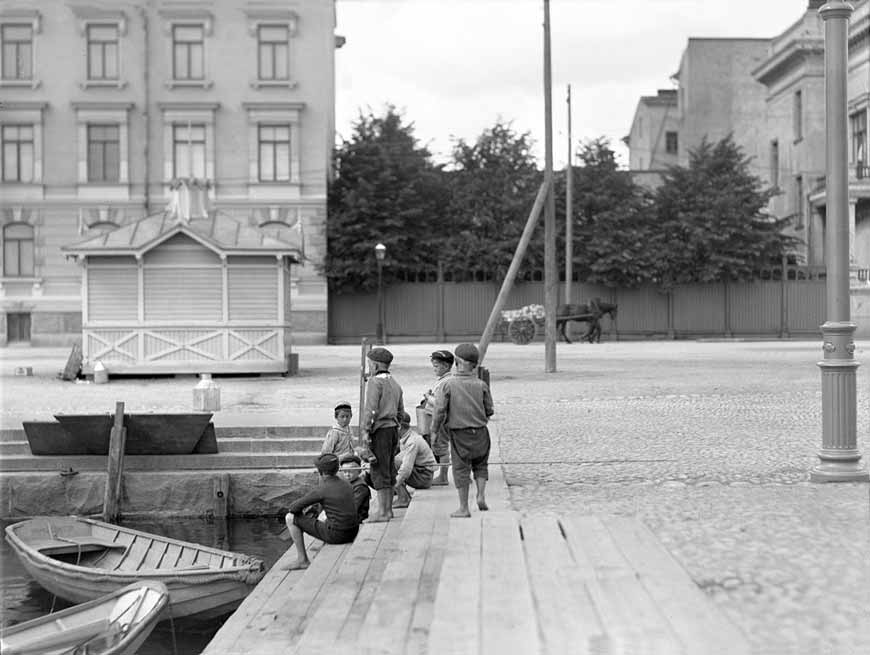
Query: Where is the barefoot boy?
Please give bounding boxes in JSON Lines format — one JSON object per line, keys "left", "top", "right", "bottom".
{"left": 393, "top": 411, "right": 437, "bottom": 508}
{"left": 421, "top": 350, "right": 454, "bottom": 485}
{"left": 339, "top": 453, "right": 371, "bottom": 523}
{"left": 321, "top": 401, "right": 355, "bottom": 460}
{"left": 430, "top": 343, "right": 494, "bottom": 518}
{"left": 282, "top": 453, "right": 359, "bottom": 570}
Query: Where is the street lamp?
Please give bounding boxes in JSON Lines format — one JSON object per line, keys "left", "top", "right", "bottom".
{"left": 375, "top": 243, "right": 386, "bottom": 345}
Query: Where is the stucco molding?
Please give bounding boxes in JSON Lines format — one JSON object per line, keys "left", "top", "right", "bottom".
{"left": 68, "top": 6, "right": 127, "bottom": 35}
{"left": 157, "top": 9, "right": 213, "bottom": 36}
{"left": 0, "top": 8, "right": 41, "bottom": 32}
{"left": 753, "top": 39, "right": 824, "bottom": 87}
{"left": 243, "top": 9, "right": 298, "bottom": 37}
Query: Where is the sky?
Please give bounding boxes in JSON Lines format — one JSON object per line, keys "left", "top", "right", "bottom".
{"left": 334, "top": 0, "right": 810, "bottom": 168}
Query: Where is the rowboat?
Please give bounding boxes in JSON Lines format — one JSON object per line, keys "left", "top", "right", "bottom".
{"left": 0, "top": 581, "right": 169, "bottom": 655}
{"left": 5, "top": 517, "right": 266, "bottom": 619}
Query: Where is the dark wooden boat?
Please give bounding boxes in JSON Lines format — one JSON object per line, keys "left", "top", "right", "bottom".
{"left": 49, "top": 413, "right": 214, "bottom": 455}
{"left": 21, "top": 421, "right": 85, "bottom": 456}
{"left": 0, "top": 581, "right": 169, "bottom": 655}
{"left": 6, "top": 517, "right": 265, "bottom": 619}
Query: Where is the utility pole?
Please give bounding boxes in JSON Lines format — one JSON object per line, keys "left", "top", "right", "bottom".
{"left": 543, "top": 0, "right": 557, "bottom": 373}
{"left": 565, "top": 84, "right": 573, "bottom": 304}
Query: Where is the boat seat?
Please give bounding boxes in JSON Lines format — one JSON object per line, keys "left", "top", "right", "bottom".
{"left": 32, "top": 537, "right": 126, "bottom": 556}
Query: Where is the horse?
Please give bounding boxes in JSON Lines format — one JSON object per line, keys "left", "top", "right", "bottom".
{"left": 556, "top": 299, "right": 618, "bottom": 344}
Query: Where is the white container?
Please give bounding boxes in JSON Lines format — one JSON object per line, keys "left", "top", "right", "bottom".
{"left": 93, "top": 361, "right": 109, "bottom": 384}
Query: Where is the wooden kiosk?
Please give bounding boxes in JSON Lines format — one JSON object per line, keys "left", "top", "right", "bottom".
{"left": 62, "top": 180, "right": 302, "bottom": 375}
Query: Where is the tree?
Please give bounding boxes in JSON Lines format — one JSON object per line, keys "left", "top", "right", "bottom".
{"left": 441, "top": 122, "right": 543, "bottom": 276}
{"left": 325, "top": 106, "right": 445, "bottom": 293}
{"left": 556, "top": 138, "right": 657, "bottom": 287}
{"left": 652, "top": 135, "right": 801, "bottom": 286}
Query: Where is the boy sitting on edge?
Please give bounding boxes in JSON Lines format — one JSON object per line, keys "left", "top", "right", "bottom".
{"left": 320, "top": 401, "right": 355, "bottom": 460}
{"left": 282, "top": 453, "right": 359, "bottom": 570}
{"left": 393, "top": 411, "right": 437, "bottom": 508}
{"left": 339, "top": 453, "right": 370, "bottom": 523}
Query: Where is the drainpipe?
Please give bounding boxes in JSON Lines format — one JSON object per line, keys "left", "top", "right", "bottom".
{"left": 139, "top": 5, "right": 150, "bottom": 213}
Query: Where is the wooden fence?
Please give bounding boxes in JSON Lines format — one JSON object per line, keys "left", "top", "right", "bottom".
{"left": 327, "top": 267, "right": 827, "bottom": 343}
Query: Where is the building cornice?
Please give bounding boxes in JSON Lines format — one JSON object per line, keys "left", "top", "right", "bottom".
{"left": 848, "top": 13, "right": 869, "bottom": 50}
{"left": 752, "top": 38, "right": 824, "bottom": 86}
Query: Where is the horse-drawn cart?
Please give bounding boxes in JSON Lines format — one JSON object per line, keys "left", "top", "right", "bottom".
{"left": 500, "top": 300, "right": 618, "bottom": 345}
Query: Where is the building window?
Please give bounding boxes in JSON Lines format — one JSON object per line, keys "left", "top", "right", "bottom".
{"left": 793, "top": 90, "right": 802, "bottom": 141}
{"left": 2, "top": 222, "right": 34, "bottom": 276}
{"left": 173, "top": 123, "right": 206, "bottom": 178}
{"left": 258, "top": 25, "right": 289, "bottom": 81}
{"left": 258, "top": 125, "right": 290, "bottom": 181}
{"left": 794, "top": 175, "right": 803, "bottom": 228}
{"left": 1, "top": 124, "right": 34, "bottom": 182}
{"left": 770, "top": 139, "right": 779, "bottom": 188}
{"left": 1, "top": 24, "right": 32, "bottom": 80}
{"left": 87, "top": 124, "right": 120, "bottom": 182}
{"left": 665, "top": 131, "right": 678, "bottom": 155}
{"left": 87, "top": 24, "right": 118, "bottom": 80}
{"left": 851, "top": 110, "right": 867, "bottom": 165}
{"left": 172, "top": 25, "right": 204, "bottom": 81}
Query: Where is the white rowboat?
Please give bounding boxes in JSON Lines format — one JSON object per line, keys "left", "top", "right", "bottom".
{"left": 0, "top": 581, "right": 169, "bottom": 655}
{"left": 5, "top": 517, "right": 265, "bottom": 619}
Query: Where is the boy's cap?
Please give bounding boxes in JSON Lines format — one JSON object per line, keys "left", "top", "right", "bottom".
{"left": 367, "top": 347, "right": 393, "bottom": 364}
{"left": 315, "top": 453, "right": 340, "bottom": 475}
{"left": 340, "top": 453, "right": 361, "bottom": 466}
{"left": 334, "top": 401, "right": 352, "bottom": 412}
{"left": 430, "top": 350, "right": 454, "bottom": 365}
{"left": 398, "top": 411, "right": 411, "bottom": 426}
{"left": 454, "top": 343, "right": 480, "bottom": 365}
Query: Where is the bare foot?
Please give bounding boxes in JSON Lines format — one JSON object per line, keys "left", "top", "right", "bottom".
{"left": 279, "top": 559, "right": 309, "bottom": 571}
{"left": 368, "top": 514, "right": 391, "bottom": 523}
{"left": 477, "top": 500, "right": 489, "bottom": 511}
{"left": 450, "top": 509, "right": 471, "bottom": 518}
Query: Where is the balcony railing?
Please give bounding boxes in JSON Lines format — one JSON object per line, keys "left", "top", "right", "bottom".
{"left": 811, "top": 163, "right": 870, "bottom": 193}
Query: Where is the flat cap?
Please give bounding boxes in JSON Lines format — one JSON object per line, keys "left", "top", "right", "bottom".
{"left": 367, "top": 347, "right": 393, "bottom": 364}
{"left": 334, "top": 400, "right": 352, "bottom": 411}
{"left": 398, "top": 410, "right": 411, "bottom": 425}
{"left": 339, "top": 453, "right": 361, "bottom": 466}
{"left": 315, "top": 453, "right": 340, "bottom": 475}
{"left": 454, "top": 343, "right": 480, "bottom": 365}
{"left": 430, "top": 349, "right": 454, "bottom": 365}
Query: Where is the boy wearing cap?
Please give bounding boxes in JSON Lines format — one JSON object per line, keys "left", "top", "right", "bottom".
{"left": 339, "top": 453, "right": 370, "bottom": 523}
{"left": 362, "top": 347, "right": 404, "bottom": 522}
{"left": 431, "top": 343, "right": 494, "bottom": 518}
{"left": 421, "top": 349, "right": 454, "bottom": 485}
{"left": 321, "top": 401, "right": 355, "bottom": 460}
{"left": 282, "top": 453, "right": 359, "bottom": 570}
{"left": 393, "top": 411, "right": 437, "bottom": 508}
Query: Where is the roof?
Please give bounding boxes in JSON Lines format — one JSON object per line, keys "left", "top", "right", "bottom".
{"left": 62, "top": 210, "right": 303, "bottom": 260}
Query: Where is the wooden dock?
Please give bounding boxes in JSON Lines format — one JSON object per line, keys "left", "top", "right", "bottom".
{"left": 201, "top": 442, "right": 750, "bottom": 655}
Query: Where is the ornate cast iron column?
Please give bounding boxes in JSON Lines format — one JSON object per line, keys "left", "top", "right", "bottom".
{"left": 812, "top": 0, "right": 869, "bottom": 482}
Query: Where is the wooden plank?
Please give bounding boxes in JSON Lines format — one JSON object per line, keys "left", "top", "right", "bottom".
{"left": 428, "top": 517, "right": 481, "bottom": 655}
{"left": 560, "top": 516, "right": 684, "bottom": 654}
{"left": 356, "top": 491, "right": 439, "bottom": 653}
{"left": 60, "top": 342, "right": 83, "bottom": 381}
{"left": 603, "top": 516, "right": 752, "bottom": 655}
{"left": 335, "top": 518, "right": 405, "bottom": 644}
{"left": 202, "top": 540, "right": 325, "bottom": 655}
{"left": 520, "top": 515, "right": 605, "bottom": 653}
{"left": 102, "top": 402, "right": 126, "bottom": 523}
{"left": 242, "top": 543, "right": 350, "bottom": 654}
{"left": 479, "top": 513, "right": 539, "bottom": 655}
{"left": 290, "top": 522, "right": 389, "bottom": 654}
{"left": 405, "top": 513, "right": 449, "bottom": 654}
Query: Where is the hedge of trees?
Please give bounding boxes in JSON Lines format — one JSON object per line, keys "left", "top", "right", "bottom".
{"left": 324, "top": 106, "right": 800, "bottom": 294}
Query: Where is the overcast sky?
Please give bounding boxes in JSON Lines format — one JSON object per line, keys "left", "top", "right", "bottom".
{"left": 335, "top": 0, "right": 811, "bottom": 167}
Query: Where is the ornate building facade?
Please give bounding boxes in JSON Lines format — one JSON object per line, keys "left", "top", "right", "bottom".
{"left": 0, "top": 0, "right": 338, "bottom": 345}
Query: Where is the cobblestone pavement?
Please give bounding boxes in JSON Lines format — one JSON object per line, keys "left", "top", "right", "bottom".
{"left": 2, "top": 340, "right": 870, "bottom": 653}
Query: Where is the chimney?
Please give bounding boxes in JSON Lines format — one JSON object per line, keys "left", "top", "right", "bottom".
{"left": 166, "top": 178, "right": 211, "bottom": 223}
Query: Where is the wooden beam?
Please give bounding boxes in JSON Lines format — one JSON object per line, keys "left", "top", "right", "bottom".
{"left": 102, "top": 401, "right": 126, "bottom": 523}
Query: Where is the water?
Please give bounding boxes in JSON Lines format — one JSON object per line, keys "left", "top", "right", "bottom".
{"left": 0, "top": 516, "right": 291, "bottom": 654}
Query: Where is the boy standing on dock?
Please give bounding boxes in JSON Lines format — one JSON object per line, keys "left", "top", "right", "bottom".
{"left": 431, "top": 343, "right": 494, "bottom": 518}
{"left": 421, "top": 349, "right": 454, "bottom": 485}
{"left": 361, "top": 347, "right": 404, "bottom": 522}
{"left": 282, "top": 454, "right": 359, "bottom": 570}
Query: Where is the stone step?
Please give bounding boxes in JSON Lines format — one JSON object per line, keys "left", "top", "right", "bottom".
{"left": 0, "top": 436, "right": 329, "bottom": 457}
{"left": 1, "top": 425, "right": 344, "bottom": 443}
{"left": 0, "top": 451, "right": 325, "bottom": 473}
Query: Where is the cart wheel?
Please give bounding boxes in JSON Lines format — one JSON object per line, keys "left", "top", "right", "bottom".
{"left": 508, "top": 317, "right": 537, "bottom": 345}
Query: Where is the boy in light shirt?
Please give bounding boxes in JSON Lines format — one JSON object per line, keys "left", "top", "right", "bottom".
{"left": 320, "top": 401, "right": 355, "bottom": 460}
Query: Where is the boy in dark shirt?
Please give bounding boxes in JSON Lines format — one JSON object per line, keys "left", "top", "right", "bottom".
{"left": 281, "top": 453, "right": 359, "bottom": 570}
{"left": 340, "top": 453, "right": 370, "bottom": 523}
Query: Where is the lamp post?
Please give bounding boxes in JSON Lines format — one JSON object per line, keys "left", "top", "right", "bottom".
{"left": 812, "top": 0, "right": 868, "bottom": 482}
{"left": 375, "top": 242, "right": 386, "bottom": 345}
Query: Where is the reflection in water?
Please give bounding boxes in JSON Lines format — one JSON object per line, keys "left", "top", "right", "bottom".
{"left": 0, "top": 516, "right": 290, "bottom": 654}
